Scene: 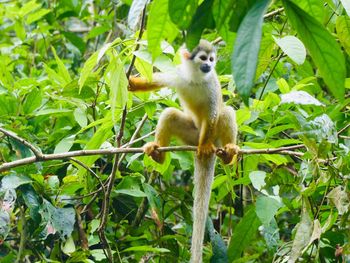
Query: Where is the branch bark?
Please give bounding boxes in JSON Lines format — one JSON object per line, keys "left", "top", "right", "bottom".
{"left": 0, "top": 144, "right": 305, "bottom": 173}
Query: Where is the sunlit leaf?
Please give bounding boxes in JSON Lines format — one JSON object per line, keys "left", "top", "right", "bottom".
{"left": 280, "top": 90, "right": 324, "bottom": 106}
{"left": 169, "top": 0, "right": 197, "bottom": 29}
{"left": 128, "top": 0, "right": 148, "bottom": 30}
{"left": 336, "top": 16, "right": 350, "bottom": 56}
{"left": 274, "top": 35, "right": 306, "bottom": 65}
{"left": 283, "top": 0, "right": 346, "bottom": 100}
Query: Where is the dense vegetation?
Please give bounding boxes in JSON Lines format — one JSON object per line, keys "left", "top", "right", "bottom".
{"left": 0, "top": 0, "right": 349, "bottom": 262}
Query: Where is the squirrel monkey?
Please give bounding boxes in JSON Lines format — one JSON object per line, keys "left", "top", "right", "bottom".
{"left": 129, "top": 40, "right": 239, "bottom": 263}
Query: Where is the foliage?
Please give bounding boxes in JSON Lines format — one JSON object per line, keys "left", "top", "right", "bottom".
{"left": 0, "top": 0, "right": 349, "bottom": 262}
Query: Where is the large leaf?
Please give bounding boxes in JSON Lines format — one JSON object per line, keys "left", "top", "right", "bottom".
{"left": 336, "top": 16, "right": 350, "bottom": 56}
{"left": 340, "top": 0, "right": 350, "bottom": 16}
{"left": 256, "top": 196, "right": 282, "bottom": 225}
{"left": 206, "top": 218, "right": 228, "bottom": 263}
{"left": 127, "top": 0, "right": 148, "bottom": 30}
{"left": 186, "top": 0, "right": 215, "bottom": 50}
{"left": 283, "top": 0, "right": 346, "bottom": 100}
{"left": 232, "top": 0, "right": 271, "bottom": 104}
{"left": 147, "top": 0, "right": 170, "bottom": 60}
{"left": 292, "top": 0, "right": 324, "bottom": 23}
{"left": 274, "top": 35, "right": 306, "bottom": 65}
{"left": 105, "top": 51, "right": 128, "bottom": 120}
{"left": 51, "top": 47, "right": 71, "bottom": 85}
{"left": 227, "top": 207, "right": 261, "bottom": 261}
{"left": 168, "top": 0, "right": 197, "bottom": 30}
{"left": 289, "top": 202, "right": 313, "bottom": 263}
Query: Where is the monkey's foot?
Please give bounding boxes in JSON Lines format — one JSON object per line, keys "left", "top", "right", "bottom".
{"left": 197, "top": 142, "right": 216, "bottom": 159}
{"left": 216, "top": 144, "right": 240, "bottom": 164}
{"left": 143, "top": 142, "right": 165, "bottom": 163}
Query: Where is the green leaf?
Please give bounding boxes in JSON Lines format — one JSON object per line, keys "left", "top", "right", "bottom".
{"left": 228, "top": 0, "right": 256, "bottom": 32}
{"left": 212, "top": 0, "right": 234, "bottom": 31}
{"left": 186, "top": 0, "right": 215, "bottom": 50}
{"left": 274, "top": 35, "right": 306, "bottom": 65}
{"left": 255, "top": 36, "right": 275, "bottom": 79}
{"left": 73, "top": 107, "right": 87, "bottom": 127}
{"left": 232, "top": 0, "right": 271, "bottom": 104}
{"left": 23, "top": 88, "right": 42, "bottom": 114}
{"left": 122, "top": 246, "right": 170, "bottom": 253}
{"left": 340, "top": 0, "right": 350, "bottom": 16}
{"left": 54, "top": 135, "right": 75, "bottom": 154}
{"left": 169, "top": 0, "right": 197, "bottom": 29}
{"left": 1, "top": 174, "right": 32, "bottom": 190}
{"left": 19, "top": 0, "right": 41, "bottom": 17}
{"left": 115, "top": 174, "right": 147, "bottom": 197}
{"left": 39, "top": 200, "right": 75, "bottom": 239}
{"left": 105, "top": 51, "right": 128, "bottom": 118}
{"left": 256, "top": 196, "right": 282, "bottom": 225}
{"left": 283, "top": 0, "right": 346, "bottom": 100}
{"left": 128, "top": 0, "right": 148, "bottom": 30}
{"left": 228, "top": 207, "right": 261, "bottom": 261}
{"left": 249, "top": 171, "right": 266, "bottom": 192}
{"left": 51, "top": 47, "right": 71, "bottom": 85}
{"left": 78, "top": 43, "right": 112, "bottom": 92}
{"left": 280, "top": 91, "right": 324, "bottom": 106}
{"left": 289, "top": 201, "right": 313, "bottom": 263}
{"left": 26, "top": 8, "right": 50, "bottom": 24}
{"left": 62, "top": 31, "right": 86, "bottom": 54}
{"left": 206, "top": 218, "right": 228, "bottom": 263}
{"left": 292, "top": 0, "right": 325, "bottom": 23}
{"left": 336, "top": 16, "right": 350, "bottom": 56}
{"left": 147, "top": 0, "right": 169, "bottom": 59}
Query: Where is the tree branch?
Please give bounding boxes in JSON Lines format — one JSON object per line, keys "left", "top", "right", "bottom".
{"left": 0, "top": 127, "right": 43, "bottom": 159}
{"left": 0, "top": 144, "right": 306, "bottom": 173}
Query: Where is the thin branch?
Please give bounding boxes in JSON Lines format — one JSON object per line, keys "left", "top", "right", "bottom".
{"left": 121, "top": 130, "right": 155, "bottom": 148}
{"left": 264, "top": 7, "right": 284, "bottom": 19}
{"left": 338, "top": 123, "right": 350, "bottom": 135}
{"left": 0, "top": 145, "right": 306, "bottom": 173}
{"left": 0, "top": 127, "right": 43, "bottom": 158}
{"left": 69, "top": 158, "right": 106, "bottom": 196}
{"left": 98, "top": 5, "right": 148, "bottom": 262}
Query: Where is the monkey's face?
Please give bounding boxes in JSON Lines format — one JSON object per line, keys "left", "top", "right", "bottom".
{"left": 192, "top": 50, "right": 216, "bottom": 74}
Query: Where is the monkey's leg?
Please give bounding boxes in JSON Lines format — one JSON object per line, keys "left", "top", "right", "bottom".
{"left": 144, "top": 108, "right": 199, "bottom": 163}
{"left": 216, "top": 106, "right": 240, "bottom": 164}
{"left": 197, "top": 120, "right": 217, "bottom": 158}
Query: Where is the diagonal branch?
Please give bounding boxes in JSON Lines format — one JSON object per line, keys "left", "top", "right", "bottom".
{"left": 0, "top": 127, "right": 43, "bottom": 159}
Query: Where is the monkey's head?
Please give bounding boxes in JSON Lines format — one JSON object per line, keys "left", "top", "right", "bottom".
{"left": 181, "top": 39, "right": 217, "bottom": 78}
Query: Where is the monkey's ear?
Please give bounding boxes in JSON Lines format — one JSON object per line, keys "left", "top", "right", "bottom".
{"left": 181, "top": 49, "right": 191, "bottom": 60}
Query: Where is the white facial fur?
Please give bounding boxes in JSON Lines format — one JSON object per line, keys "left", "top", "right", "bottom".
{"left": 180, "top": 49, "right": 217, "bottom": 82}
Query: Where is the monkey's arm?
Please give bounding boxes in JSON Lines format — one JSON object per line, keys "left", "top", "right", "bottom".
{"left": 129, "top": 71, "right": 181, "bottom": 92}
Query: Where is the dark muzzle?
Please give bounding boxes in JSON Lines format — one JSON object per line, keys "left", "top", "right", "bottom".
{"left": 200, "top": 64, "right": 211, "bottom": 73}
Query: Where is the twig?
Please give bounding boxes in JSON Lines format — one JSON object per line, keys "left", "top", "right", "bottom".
{"left": 132, "top": 171, "right": 158, "bottom": 227}
{"left": 258, "top": 52, "right": 284, "bottom": 100}
{"left": 0, "top": 127, "right": 43, "bottom": 159}
{"left": 0, "top": 145, "right": 306, "bottom": 173}
{"left": 16, "top": 207, "right": 26, "bottom": 263}
{"left": 98, "top": 5, "right": 148, "bottom": 262}
{"left": 338, "top": 123, "right": 350, "bottom": 135}
{"left": 121, "top": 130, "right": 155, "bottom": 148}
{"left": 118, "top": 114, "right": 148, "bottom": 165}
{"left": 76, "top": 207, "right": 89, "bottom": 250}
{"left": 264, "top": 7, "right": 284, "bottom": 19}
{"left": 69, "top": 157, "right": 106, "bottom": 196}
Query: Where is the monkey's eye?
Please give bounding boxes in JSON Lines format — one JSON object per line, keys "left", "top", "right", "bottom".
{"left": 209, "top": 57, "right": 214, "bottom": 62}
{"left": 199, "top": 55, "right": 207, "bottom": 61}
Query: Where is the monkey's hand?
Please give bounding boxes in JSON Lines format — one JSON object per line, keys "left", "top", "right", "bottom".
{"left": 128, "top": 76, "right": 161, "bottom": 92}
{"left": 216, "top": 143, "right": 240, "bottom": 164}
{"left": 197, "top": 142, "right": 216, "bottom": 159}
{"left": 143, "top": 142, "right": 165, "bottom": 164}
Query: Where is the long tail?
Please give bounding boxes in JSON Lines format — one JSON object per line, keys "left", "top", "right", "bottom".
{"left": 190, "top": 153, "right": 216, "bottom": 263}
